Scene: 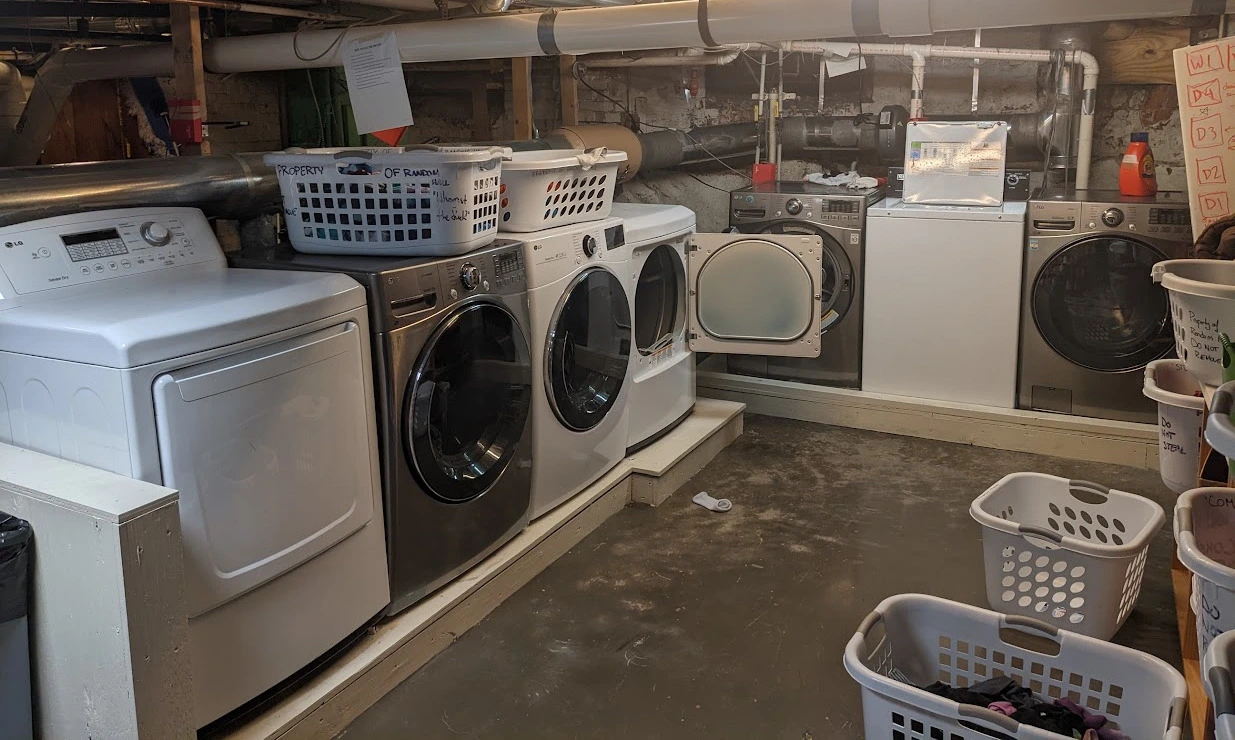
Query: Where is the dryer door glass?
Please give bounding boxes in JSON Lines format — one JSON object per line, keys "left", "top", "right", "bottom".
{"left": 1032, "top": 235, "right": 1172, "bottom": 372}
{"left": 634, "top": 244, "right": 686, "bottom": 355}
{"left": 758, "top": 221, "right": 853, "bottom": 330}
{"left": 547, "top": 267, "right": 632, "bottom": 432}
{"left": 406, "top": 302, "right": 532, "bottom": 504}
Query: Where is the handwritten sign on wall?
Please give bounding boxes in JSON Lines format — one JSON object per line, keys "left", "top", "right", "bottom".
{"left": 1174, "top": 40, "right": 1235, "bottom": 240}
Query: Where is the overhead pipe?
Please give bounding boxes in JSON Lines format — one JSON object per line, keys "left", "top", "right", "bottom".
{"left": 784, "top": 40, "right": 1100, "bottom": 189}
{"left": 0, "top": 63, "right": 26, "bottom": 156}
{"left": 119, "top": 0, "right": 359, "bottom": 21}
{"left": 0, "top": 154, "right": 279, "bottom": 227}
{"left": 580, "top": 45, "right": 750, "bottom": 68}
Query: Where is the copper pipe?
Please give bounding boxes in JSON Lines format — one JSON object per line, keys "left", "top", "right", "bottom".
{"left": 119, "top": 0, "right": 357, "bottom": 22}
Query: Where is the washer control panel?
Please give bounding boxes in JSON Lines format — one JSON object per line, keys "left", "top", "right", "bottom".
{"left": 730, "top": 192, "right": 872, "bottom": 228}
{"left": 1028, "top": 200, "right": 1191, "bottom": 239}
{"left": 0, "top": 207, "right": 218, "bottom": 296}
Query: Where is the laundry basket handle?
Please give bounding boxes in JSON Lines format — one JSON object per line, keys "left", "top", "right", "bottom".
{"left": 1017, "top": 524, "right": 1063, "bottom": 544}
{"left": 1209, "top": 388, "right": 1235, "bottom": 457}
{"left": 855, "top": 608, "right": 883, "bottom": 639}
{"left": 1067, "top": 480, "right": 1110, "bottom": 504}
{"left": 1214, "top": 387, "right": 1234, "bottom": 416}
{"left": 1002, "top": 614, "right": 1060, "bottom": 637}
{"left": 1212, "top": 665, "right": 1235, "bottom": 717}
{"left": 956, "top": 705, "right": 1020, "bottom": 733}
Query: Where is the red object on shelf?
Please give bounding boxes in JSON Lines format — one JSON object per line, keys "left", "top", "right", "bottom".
{"left": 1119, "top": 132, "right": 1158, "bottom": 197}
{"left": 370, "top": 126, "right": 407, "bottom": 146}
{"left": 168, "top": 98, "right": 203, "bottom": 145}
{"left": 752, "top": 163, "right": 777, "bottom": 185}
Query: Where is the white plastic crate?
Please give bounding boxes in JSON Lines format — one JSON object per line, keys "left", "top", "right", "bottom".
{"left": 1176, "top": 487, "right": 1235, "bottom": 659}
{"left": 844, "top": 594, "right": 1187, "bottom": 740}
{"left": 498, "top": 148, "right": 627, "bottom": 232}
{"left": 1204, "top": 629, "right": 1235, "bottom": 740}
{"left": 265, "top": 146, "right": 509, "bottom": 256}
{"left": 970, "top": 473, "right": 1165, "bottom": 639}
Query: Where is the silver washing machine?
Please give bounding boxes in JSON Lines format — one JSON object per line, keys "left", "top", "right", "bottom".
{"left": 230, "top": 241, "right": 533, "bottom": 614}
{"left": 1019, "top": 190, "right": 1193, "bottom": 423}
{"left": 726, "top": 181, "right": 883, "bottom": 388}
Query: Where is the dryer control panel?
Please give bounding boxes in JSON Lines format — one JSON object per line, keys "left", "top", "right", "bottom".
{"left": 0, "top": 207, "right": 219, "bottom": 297}
{"left": 731, "top": 192, "right": 870, "bottom": 228}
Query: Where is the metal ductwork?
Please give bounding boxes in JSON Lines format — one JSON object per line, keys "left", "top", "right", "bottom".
{"left": 0, "top": 154, "right": 278, "bottom": 227}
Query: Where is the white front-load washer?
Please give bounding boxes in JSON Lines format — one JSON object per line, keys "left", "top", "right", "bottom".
{"left": 610, "top": 202, "right": 696, "bottom": 453}
{"left": 516, "top": 217, "right": 632, "bottom": 520}
{"left": 0, "top": 207, "right": 390, "bottom": 728}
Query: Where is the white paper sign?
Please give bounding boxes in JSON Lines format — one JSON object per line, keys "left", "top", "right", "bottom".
{"left": 342, "top": 31, "right": 413, "bottom": 135}
{"left": 825, "top": 55, "right": 867, "bottom": 77}
{"left": 1174, "top": 40, "right": 1235, "bottom": 240}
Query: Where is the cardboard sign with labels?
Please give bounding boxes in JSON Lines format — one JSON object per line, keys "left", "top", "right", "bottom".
{"left": 1173, "top": 39, "right": 1235, "bottom": 239}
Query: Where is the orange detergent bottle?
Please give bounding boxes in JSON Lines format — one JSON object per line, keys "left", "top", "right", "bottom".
{"left": 1119, "top": 132, "right": 1157, "bottom": 197}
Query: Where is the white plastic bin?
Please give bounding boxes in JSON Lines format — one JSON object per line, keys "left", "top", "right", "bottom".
{"left": 1205, "top": 629, "right": 1235, "bottom": 740}
{"left": 498, "top": 148, "right": 626, "bottom": 232}
{"left": 1153, "top": 259, "right": 1235, "bottom": 387}
{"left": 1145, "top": 359, "right": 1207, "bottom": 493}
{"left": 1176, "top": 487, "right": 1235, "bottom": 658}
{"left": 971, "top": 473, "right": 1165, "bottom": 639}
{"left": 844, "top": 594, "right": 1187, "bottom": 740}
{"left": 1208, "top": 380, "right": 1235, "bottom": 465}
{"left": 265, "top": 145, "right": 509, "bottom": 256}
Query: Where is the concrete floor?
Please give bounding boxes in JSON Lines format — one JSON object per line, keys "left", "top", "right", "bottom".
{"left": 340, "top": 415, "right": 1181, "bottom": 740}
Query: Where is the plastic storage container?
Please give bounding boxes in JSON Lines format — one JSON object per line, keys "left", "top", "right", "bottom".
{"left": 1204, "top": 629, "right": 1235, "bottom": 740}
{"left": 1208, "top": 381, "right": 1235, "bottom": 466}
{"left": 265, "top": 145, "right": 509, "bottom": 256}
{"left": 970, "top": 473, "right": 1165, "bottom": 639}
{"left": 1153, "top": 259, "right": 1235, "bottom": 387}
{"left": 1144, "top": 359, "right": 1207, "bottom": 493}
{"left": 1176, "top": 487, "right": 1235, "bottom": 658}
{"left": 0, "top": 514, "right": 32, "bottom": 740}
{"left": 844, "top": 594, "right": 1187, "bottom": 740}
{"left": 498, "top": 148, "right": 626, "bottom": 232}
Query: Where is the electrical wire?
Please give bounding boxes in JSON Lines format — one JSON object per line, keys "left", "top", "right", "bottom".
{"left": 291, "top": 11, "right": 410, "bottom": 64}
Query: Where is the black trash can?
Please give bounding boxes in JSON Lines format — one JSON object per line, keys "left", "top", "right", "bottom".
{"left": 0, "top": 513, "right": 32, "bottom": 740}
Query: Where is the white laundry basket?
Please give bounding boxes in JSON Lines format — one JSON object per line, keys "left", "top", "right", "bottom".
{"left": 1205, "top": 629, "right": 1235, "bottom": 740}
{"left": 1145, "top": 359, "right": 1207, "bottom": 493}
{"left": 1176, "top": 487, "right": 1235, "bottom": 658}
{"left": 844, "top": 594, "right": 1187, "bottom": 740}
{"left": 498, "top": 148, "right": 626, "bottom": 232}
{"left": 1153, "top": 259, "right": 1235, "bottom": 387}
{"left": 265, "top": 145, "right": 509, "bottom": 256}
{"left": 1208, "top": 380, "right": 1235, "bottom": 465}
{"left": 971, "top": 473, "right": 1165, "bottom": 639}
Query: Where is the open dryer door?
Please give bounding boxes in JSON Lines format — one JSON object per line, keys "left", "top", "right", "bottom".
{"left": 687, "top": 233, "right": 824, "bottom": 357}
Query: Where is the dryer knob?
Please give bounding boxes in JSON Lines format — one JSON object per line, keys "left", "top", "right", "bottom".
{"left": 785, "top": 198, "right": 804, "bottom": 216}
{"left": 582, "top": 234, "right": 598, "bottom": 257}
{"left": 460, "top": 262, "right": 481, "bottom": 291}
{"left": 1101, "top": 208, "right": 1125, "bottom": 227}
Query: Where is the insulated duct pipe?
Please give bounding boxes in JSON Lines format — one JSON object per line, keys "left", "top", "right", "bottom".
{"left": 0, "top": 63, "right": 25, "bottom": 156}
{"left": 0, "top": 154, "right": 278, "bottom": 227}
{"left": 783, "top": 40, "right": 1100, "bottom": 189}
{"left": 4, "top": 0, "right": 1218, "bottom": 164}
{"left": 581, "top": 45, "right": 750, "bottom": 68}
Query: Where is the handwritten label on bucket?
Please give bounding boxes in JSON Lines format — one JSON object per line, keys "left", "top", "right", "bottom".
{"left": 1173, "top": 296, "right": 1223, "bottom": 366}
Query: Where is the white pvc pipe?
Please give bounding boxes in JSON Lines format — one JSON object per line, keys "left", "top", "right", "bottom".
{"left": 581, "top": 45, "right": 747, "bottom": 68}
{"left": 786, "top": 40, "right": 1100, "bottom": 189}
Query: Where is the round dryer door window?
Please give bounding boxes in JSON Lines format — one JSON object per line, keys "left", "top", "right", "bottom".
{"left": 406, "top": 302, "right": 532, "bottom": 503}
{"left": 759, "top": 222, "right": 852, "bottom": 330}
{"left": 547, "top": 267, "right": 632, "bottom": 432}
{"left": 1032, "top": 235, "right": 1172, "bottom": 372}
{"left": 634, "top": 244, "right": 686, "bottom": 355}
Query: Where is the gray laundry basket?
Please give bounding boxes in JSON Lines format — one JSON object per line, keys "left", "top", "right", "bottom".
{"left": 971, "top": 473, "right": 1165, "bottom": 639}
{"left": 844, "top": 594, "right": 1187, "bottom": 740}
{"left": 1205, "top": 629, "right": 1235, "bottom": 740}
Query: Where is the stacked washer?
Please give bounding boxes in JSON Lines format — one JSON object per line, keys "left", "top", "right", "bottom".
{"left": 513, "top": 218, "right": 634, "bottom": 520}
{"left": 726, "top": 181, "right": 883, "bottom": 388}
{"left": 230, "top": 241, "right": 534, "bottom": 614}
{"left": 0, "top": 207, "right": 390, "bottom": 728}
{"left": 1019, "top": 190, "right": 1192, "bottom": 423}
{"left": 611, "top": 203, "right": 696, "bottom": 453}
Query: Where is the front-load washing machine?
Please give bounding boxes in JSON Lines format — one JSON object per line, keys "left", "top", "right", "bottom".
{"left": 725, "top": 181, "right": 883, "bottom": 388}
{"left": 1019, "top": 190, "right": 1192, "bottom": 423}
{"left": 610, "top": 202, "right": 696, "bottom": 454}
{"left": 230, "top": 241, "right": 533, "bottom": 614}
{"left": 0, "top": 207, "right": 390, "bottom": 728}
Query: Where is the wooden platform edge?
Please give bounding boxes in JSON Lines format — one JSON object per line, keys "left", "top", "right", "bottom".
{"left": 223, "top": 399, "right": 746, "bottom": 740}
{"left": 697, "top": 370, "right": 1159, "bottom": 471}
{"left": 1175, "top": 557, "right": 1215, "bottom": 740}
{"left": 630, "top": 402, "right": 745, "bottom": 506}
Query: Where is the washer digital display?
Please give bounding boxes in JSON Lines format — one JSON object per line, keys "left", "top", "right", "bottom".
{"left": 61, "top": 228, "right": 128, "bottom": 262}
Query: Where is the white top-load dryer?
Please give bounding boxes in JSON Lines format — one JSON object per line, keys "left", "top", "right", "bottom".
{"left": 610, "top": 203, "right": 696, "bottom": 453}
{"left": 0, "top": 207, "right": 390, "bottom": 727}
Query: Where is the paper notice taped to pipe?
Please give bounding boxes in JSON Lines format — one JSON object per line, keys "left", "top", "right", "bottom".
{"left": 342, "top": 30, "right": 413, "bottom": 136}
{"left": 825, "top": 55, "right": 866, "bottom": 77}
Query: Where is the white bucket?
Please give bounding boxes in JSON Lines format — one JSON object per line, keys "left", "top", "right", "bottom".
{"left": 1144, "top": 359, "right": 1206, "bottom": 493}
{"left": 1176, "top": 488, "right": 1235, "bottom": 658}
{"left": 1153, "top": 259, "right": 1235, "bottom": 386}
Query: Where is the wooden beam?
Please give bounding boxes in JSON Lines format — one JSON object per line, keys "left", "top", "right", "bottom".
{"left": 1096, "top": 22, "right": 1191, "bottom": 85}
{"left": 170, "top": 4, "right": 210, "bottom": 155}
{"left": 470, "top": 74, "right": 490, "bottom": 142}
{"left": 512, "top": 57, "right": 533, "bottom": 140}
{"left": 559, "top": 54, "right": 579, "bottom": 127}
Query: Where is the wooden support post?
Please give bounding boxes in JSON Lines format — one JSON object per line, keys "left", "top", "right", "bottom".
{"left": 170, "top": 4, "right": 210, "bottom": 155}
{"left": 559, "top": 55, "right": 579, "bottom": 127}
{"left": 470, "top": 74, "right": 490, "bottom": 142}
{"left": 512, "top": 57, "right": 534, "bottom": 140}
